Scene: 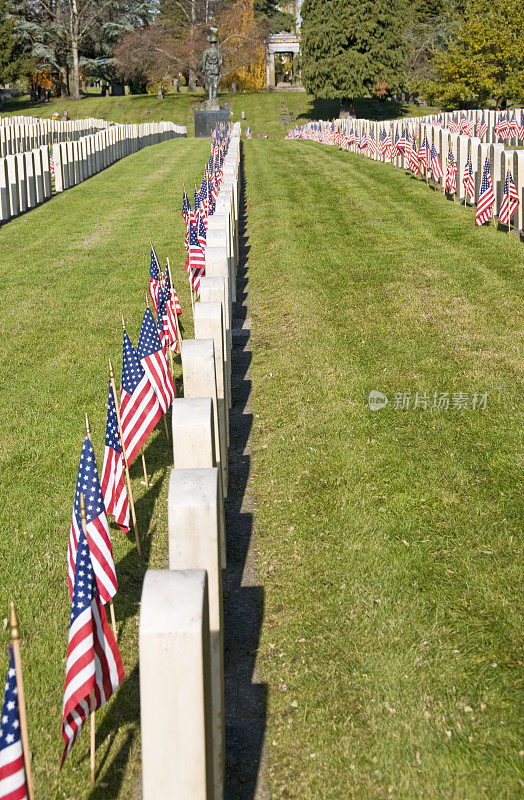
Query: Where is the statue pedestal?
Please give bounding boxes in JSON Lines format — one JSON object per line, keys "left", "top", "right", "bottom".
{"left": 194, "top": 107, "right": 230, "bottom": 138}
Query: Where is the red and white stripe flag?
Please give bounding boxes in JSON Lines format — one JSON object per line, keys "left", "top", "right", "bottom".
{"left": 67, "top": 436, "right": 117, "bottom": 605}
{"left": 100, "top": 384, "right": 129, "bottom": 534}
{"left": 120, "top": 331, "right": 162, "bottom": 466}
{"left": 498, "top": 169, "right": 519, "bottom": 226}
{"left": 475, "top": 158, "right": 496, "bottom": 225}
{"left": 61, "top": 533, "right": 124, "bottom": 767}
{"left": 137, "top": 307, "right": 175, "bottom": 413}
{"left": 0, "top": 647, "right": 28, "bottom": 800}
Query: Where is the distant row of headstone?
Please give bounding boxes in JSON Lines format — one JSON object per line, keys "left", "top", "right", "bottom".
{"left": 0, "top": 118, "right": 187, "bottom": 224}
{"left": 289, "top": 108, "right": 524, "bottom": 235}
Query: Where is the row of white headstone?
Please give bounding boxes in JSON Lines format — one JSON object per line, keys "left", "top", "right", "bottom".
{"left": 0, "top": 121, "right": 187, "bottom": 224}
{"left": 304, "top": 115, "right": 524, "bottom": 234}
{"left": 139, "top": 122, "right": 242, "bottom": 800}
{"left": 0, "top": 115, "right": 111, "bottom": 156}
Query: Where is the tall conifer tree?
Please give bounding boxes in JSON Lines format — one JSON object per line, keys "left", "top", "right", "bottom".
{"left": 301, "top": 0, "right": 406, "bottom": 114}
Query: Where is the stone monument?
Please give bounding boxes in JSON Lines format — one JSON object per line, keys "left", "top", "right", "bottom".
{"left": 194, "top": 34, "right": 230, "bottom": 138}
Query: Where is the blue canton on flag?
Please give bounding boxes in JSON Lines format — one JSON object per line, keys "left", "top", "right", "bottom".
{"left": 0, "top": 647, "right": 28, "bottom": 799}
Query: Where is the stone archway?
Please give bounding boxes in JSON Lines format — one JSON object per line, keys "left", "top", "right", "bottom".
{"left": 266, "top": 33, "right": 301, "bottom": 89}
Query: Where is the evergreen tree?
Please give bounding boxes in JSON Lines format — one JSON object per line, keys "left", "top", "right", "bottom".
{"left": 0, "top": 0, "right": 33, "bottom": 86}
{"left": 301, "top": 0, "right": 406, "bottom": 114}
{"left": 254, "top": 0, "right": 293, "bottom": 33}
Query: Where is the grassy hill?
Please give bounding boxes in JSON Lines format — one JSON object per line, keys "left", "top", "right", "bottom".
{"left": 1, "top": 88, "right": 438, "bottom": 138}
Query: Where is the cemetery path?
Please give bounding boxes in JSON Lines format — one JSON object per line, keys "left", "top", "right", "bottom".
{"left": 223, "top": 152, "right": 270, "bottom": 800}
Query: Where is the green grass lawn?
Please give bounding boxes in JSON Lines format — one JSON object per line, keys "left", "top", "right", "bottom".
{"left": 244, "top": 140, "right": 523, "bottom": 799}
{"left": 0, "top": 137, "right": 210, "bottom": 798}
{"left": 0, "top": 89, "right": 437, "bottom": 138}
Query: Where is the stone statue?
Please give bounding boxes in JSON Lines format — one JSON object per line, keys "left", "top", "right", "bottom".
{"left": 200, "top": 34, "right": 223, "bottom": 107}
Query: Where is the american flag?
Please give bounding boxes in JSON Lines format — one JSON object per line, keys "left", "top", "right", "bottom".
{"left": 378, "top": 129, "right": 386, "bottom": 158}
{"left": 418, "top": 135, "right": 430, "bottom": 170}
{"left": 475, "top": 157, "right": 495, "bottom": 225}
{"left": 367, "top": 130, "right": 377, "bottom": 157}
{"left": 100, "top": 383, "right": 129, "bottom": 534}
{"left": 397, "top": 128, "right": 408, "bottom": 154}
{"left": 448, "top": 115, "right": 459, "bottom": 133}
{"left": 155, "top": 285, "right": 168, "bottom": 349}
{"left": 148, "top": 245, "right": 161, "bottom": 314}
{"left": 430, "top": 144, "right": 443, "bottom": 181}
{"left": 61, "top": 531, "right": 124, "bottom": 767}
{"left": 476, "top": 116, "right": 488, "bottom": 140}
{"left": 120, "top": 331, "right": 162, "bottom": 466}
{"left": 197, "top": 212, "right": 207, "bottom": 251}
{"left": 495, "top": 115, "right": 509, "bottom": 140}
{"left": 498, "top": 169, "right": 519, "bottom": 226}
{"left": 508, "top": 113, "right": 519, "bottom": 138}
{"left": 409, "top": 136, "right": 419, "bottom": 173}
{"left": 0, "top": 647, "right": 28, "bottom": 800}
{"left": 49, "top": 154, "right": 55, "bottom": 179}
{"left": 384, "top": 130, "right": 392, "bottom": 160}
{"left": 137, "top": 307, "right": 175, "bottom": 412}
{"left": 462, "top": 154, "right": 475, "bottom": 201}
{"left": 188, "top": 216, "right": 206, "bottom": 295}
{"left": 67, "top": 436, "right": 117, "bottom": 605}
{"left": 392, "top": 130, "right": 400, "bottom": 158}
{"left": 182, "top": 190, "right": 191, "bottom": 252}
{"left": 163, "top": 269, "right": 181, "bottom": 353}
{"left": 445, "top": 149, "right": 457, "bottom": 194}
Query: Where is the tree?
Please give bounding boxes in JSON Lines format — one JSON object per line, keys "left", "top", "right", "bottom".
{"left": 218, "top": 0, "right": 265, "bottom": 90}
{"left": 0, "top": 0, "right": 34, "bottom": 85}
{"left": 431, "top": 0, "right": 524, "bottom": 108}
{"left": 301, "top": 0, "right": 406, "bottom": 114}
{"left": 11, "top": 0, "right": 154, "bottom": 98}
{"left": 403, "top": 0, "right": 452, "bottom": 96}
{"left": 254, "top": 0, "right": 293, "bottom": 34}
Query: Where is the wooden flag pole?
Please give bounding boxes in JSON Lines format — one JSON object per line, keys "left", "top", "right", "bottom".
{"left": 108, "top": 357, "right": 141, "bottom": 557}
{"left": 9, "top": 603, "right": 34, "bottom": 800}
{"left": 122, "top": 316, "right": 150, "bottom": 490}
{"left": 80, "top": 490, "right": 117, "bottom": 640}
{"left": 140, "top": 449, "right": 150, "bottom": 488}
{"left": 84, "top": 419, "right": 117, "bottom": 637}
{"left": 89, "top": 688, "right": 96, "bottom": 785}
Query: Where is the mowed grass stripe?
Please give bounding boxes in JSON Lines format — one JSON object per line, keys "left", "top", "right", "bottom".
{"left": 244, "top": 140, "right": 522, "bottom": 799}
{"left": 0, "top": 138, "right": 210, "bottom": 798}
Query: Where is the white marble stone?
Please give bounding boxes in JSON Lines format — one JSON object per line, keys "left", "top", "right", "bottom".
{"left": 140, "top": 569, "right": 215, "bottom": 800}
{"left": 168, "top": 468, "right": 225, "bottom": 797}
{"left": 181, "top": 339, "right": 227, "bottom": 498}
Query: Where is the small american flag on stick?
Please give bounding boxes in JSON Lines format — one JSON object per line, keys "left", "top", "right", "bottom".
{"left": 137, "top": 307, "right": 175, "bottom": 413}
{"left": 475, "top": 158, "right": 496, "bottom": 225}
{"left": 120, "top": 329, "right": 162, "bottom": 466}
{"left": 101, "top": 383, "right": 129, "bottom": 534}
{"left": 498, "top": 169, "right": 519, "bottom": 226}
{"left": 67, "top": 436, "right": 117, "bottom": 605}
{"left": 0, "top": 647, "right": 28, "bottom": 800}
{"left": 61, "top": 520, "right": 124, "bottom": 768}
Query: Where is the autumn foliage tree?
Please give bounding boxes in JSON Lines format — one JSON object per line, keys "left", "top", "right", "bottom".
{"left": 218, "top": 0, "right": 265, "bottom": 90}
{"left": 431, "top": 0, "right": 524, "bottom": 107}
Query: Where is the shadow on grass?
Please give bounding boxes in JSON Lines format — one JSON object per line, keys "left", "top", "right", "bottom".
{"left": 296, "top": 96, "right": 427, "bottom": 124}
{"left": 223, "top": 144, "right": 268, "bottom": 799}
{"left": 86, "top": 665, "right": 140, "bottom": 800}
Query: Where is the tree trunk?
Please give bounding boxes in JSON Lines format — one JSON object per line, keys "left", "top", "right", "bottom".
{"left": 69, "top": 0, "right": 81, "bottom": 100}
{"left": 339, "top": 99, "right": 355, "bottom": 118}
{"left": 188, "top": 0, "right": 197, "bottom": 91}
{"left": 55, "top": 2, "right": 68, "bottom": 98}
